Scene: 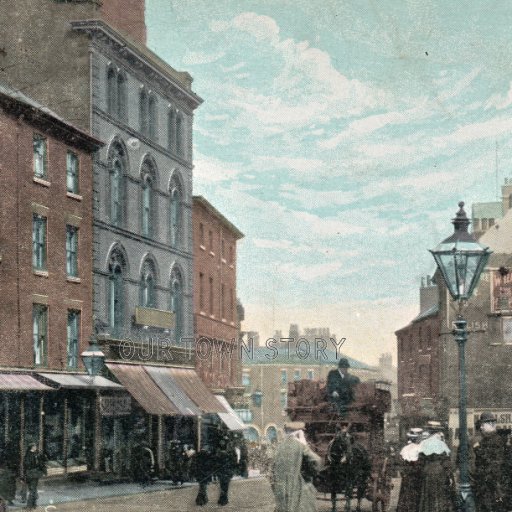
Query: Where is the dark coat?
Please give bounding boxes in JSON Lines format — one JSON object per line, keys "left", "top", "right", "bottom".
{"left": 474, "top": 432, "right": 506, "bottom": 511}
{"left": 326, "top": 369, "right": 360, "bottom": 412}
{"left": 24, "top": 450, "right": 46, "bottom": 480}
{"left": 396, "top": 459, "right": 422, "bottom": 512}
{"left": 418, "top": 453, "right": 455, "bottom": 512}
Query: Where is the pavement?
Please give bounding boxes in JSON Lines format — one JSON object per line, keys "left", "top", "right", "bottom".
{"left": 6, "top": 476, "right": 400, "bottom": 511}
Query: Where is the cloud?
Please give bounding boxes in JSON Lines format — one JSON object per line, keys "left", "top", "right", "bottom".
{"left": 252, "top": 238, "right": 314, "bottom": 254}
{"left": 485, "top": 81, "right": 512, "bottom": 110}
{"left": 193, "top": 154, "right": 243, "bottom": 183}
{"left": 255, "top": 156, "right": 323, "bottom": 174}
{"left": 280, "top": 184, "right": 358, "bottom": 208}
{"left": 290, "top": 210, "right": 366, "bottom": 237}
{"left": 221, "top": 62, "right": 246, "bottom": 72}
{"left": 182, "top": 50, "right": 225, "bottom": 65}
{"left": 278, "top": 261, "right": 347, "bottom": 282}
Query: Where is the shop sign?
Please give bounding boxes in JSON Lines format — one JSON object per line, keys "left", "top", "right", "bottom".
{"left": 100, "top": 395, "right": 131, "bottom": 416}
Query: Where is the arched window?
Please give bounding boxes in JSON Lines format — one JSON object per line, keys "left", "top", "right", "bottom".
{"left": 148, "top": 93, "right": 157, "bottom": 141}
{"left": 244, "top": 427, "right": 259, "bottom": 443}
{"left": 140, "top": 259, "right": 157, "bottom": 308}
{"left": 170, "top": 266, "right": 183, "bottom": 342}
{"left": 168, "top": 107, "right": 176, "bottom": 152}
{"left": 141, "top": 158, "right": 157, "bottom": 238}
{"left": 109, "top": 144, "right": 126, "bottom": 227}
{"left": 169, "top": 174, "right": 182, "bottom": 247}
{"left": 117, "top": 73, "right": 127, "bottom": 121}
{"left": 107, "top": 66, "right": 117, "bottom": 115}
{"left": 139, "top": 87, "right": 148, "bottom": 136}
{"left": 176, "top": 112, "right": 184, "bottom": 157}
{"left": 108, "top": 247, "right": 127, "bottom": 335}
{"left": 266, "top": 426, "right": 278, "bottom": 444}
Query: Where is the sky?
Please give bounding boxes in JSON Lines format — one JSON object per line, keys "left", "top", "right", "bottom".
{"left": 146, "top": 1, "right": 512, "bottom": 365}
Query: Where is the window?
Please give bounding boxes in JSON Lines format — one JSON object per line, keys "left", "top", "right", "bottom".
{"left": 33, "top": 135, "right": 47, "bottom": 179}
{"left": 139, "top": 88, "right": 148, "bottom": 136}
{"left": 141, "top": 177, "right": 152, "bottom": 237}
{"left": 221, "top": 239, "right": 225, "bottom": 260}
{"left": 489, "top": 218, "right": 495, "bottom": 227}
{"left": 482, "top": 218, "right": 488, "bottom": 230}
{"left": 199, "top": 223, "right": 205, "bottom": 246}
{"left": 140, "top": 260, "right": 156, "bottom": 308}
{"left": 229, "top": 245, "right": 234, "bottom": 265}
{"left": 66, "top": 225, "right": 78, "bottom": 277}
{"left": 280, "top": 390, "right": 287, "bottom": 410}
{"left": 199, "top": 273, "right": 205, "bottom": 311}
{"left": 169, "top": 175, "right": 182, "bottom": 247}
{"left": 280, "top": 370, "right": 287, "bottom": 385}
{"left": 117, "top": 73, "right": 127, "bottom": 121}
{"left": 107, "top": 66, "right": 117, "bottom": 115}
{"left": 33, "top": 304, "right": 48, "bottom": 366}
{"left": 230, "top": 288, "right": 234, "bottom": 322}
{"left": 307, "top": 369, "right": 314, "bottom": 380}
{"left": 108, "top": 248, "right": 126, "bottom": 334}
{"left": 148, "top": 94, "right": 157, "bottom": 141}
{"left": 32, "top": 214, "right": 47, "bottom": 270}
{"left": 168, "top": 108, "right": 176, "bottom": 152}
{"left": 235, "top": 409, "right": 252, "bottom": 423}
{"left": 209, "top": 230, "right": 213, "bottom": 252}
{"left": 294, "top": 369, "right": 301, "bottom": 381}
{"left": 176, "top": 112, "right": 184, "bottom": 157}
{"left": 109, "top": 144, "right": 126, "bottom": 227}
{"left": 242, "top": 372, "right": 250, "bottom": 387}
{"left": 67, "top": 310, "right": 80, "bottom": 369}
{"left": 170, "top": 266, "right": 183, "bottom": 342}
{"left": 209, "top": 277, "right": 214, "bottom": 315}
{"left": 221, "top": 284, "right": 225, "bottom": 320}
{"left": 66, "top": 151, "right": 79, "bottom": 194}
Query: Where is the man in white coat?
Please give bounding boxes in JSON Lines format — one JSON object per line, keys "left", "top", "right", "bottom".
{"left": 271, "top": 421, "right": 321, "bottom": 512}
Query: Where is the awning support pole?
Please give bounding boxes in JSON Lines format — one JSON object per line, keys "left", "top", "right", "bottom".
{"left": 94, "top": 390, "right": 101, "bottom": 471}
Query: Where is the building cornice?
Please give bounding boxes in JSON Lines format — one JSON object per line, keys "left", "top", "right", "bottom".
{"left": 71, "top": 19, "right": 203, "bottom": 111}
{"left": 193, "top": 195, "right": 244, "bottom": 239}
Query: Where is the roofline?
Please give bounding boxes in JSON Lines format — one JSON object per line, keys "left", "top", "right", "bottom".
{"left": 0, "top": 90, "right": 104, "bottom": 152}
{"left": 71, "top": 19, "right": 203, "bottom": 109}
{"left": 193, "top": 195, "right": 244, "bottom": 239}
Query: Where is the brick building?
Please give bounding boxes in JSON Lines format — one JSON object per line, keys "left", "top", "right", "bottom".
{"left": 0, "top": 0, "right": 235, "bottom": 478}
{"left": 397, "top": 201, "right": 512, "bottom": 445}
{"left": 0, "top": 83, "right": 114, "bottom": 473}
{"left": 193, "top": 196, "right": 244, "bottom": 399}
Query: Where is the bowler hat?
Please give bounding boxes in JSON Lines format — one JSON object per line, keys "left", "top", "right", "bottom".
{"left": 479, "top": 412, "right": 497, "bottom": 423}
{"left": 338, "top": 358, "right": 350, "bottom": 368}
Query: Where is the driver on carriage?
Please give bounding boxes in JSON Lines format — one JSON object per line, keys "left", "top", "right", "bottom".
{"left": 327, "top": 358, "right": 360, "bottom": 417}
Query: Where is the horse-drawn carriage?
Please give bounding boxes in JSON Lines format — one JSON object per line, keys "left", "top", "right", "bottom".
{"left": 287, "top": 378, "right": 393, "bottom": 512}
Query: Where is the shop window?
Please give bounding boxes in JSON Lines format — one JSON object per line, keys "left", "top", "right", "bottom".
{"left": 33, "top": 304, "right": 48, "bottom": 366}
{"left": 33, "top": 134, "right": 47, "bottom": 179}
{"left": 66, "top": 225, "right": 78, "bottom": 277}
{"left": 66, "top": 151, "right": 79, "bottom": 194}
{"left": 32, "top": 214, "right": 47, "bottom": 270}
{"left": 67, "top": 310, "right": 80, "bottom": 369}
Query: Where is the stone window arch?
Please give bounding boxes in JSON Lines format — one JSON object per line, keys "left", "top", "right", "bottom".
{"left": 168, "top": 107, "right": 176, "bottom": 152}
{"left": 176, "top": 112, "right": 184, "bottom": 158}
{"left": 169, "top": 172, "right": 183, "bottom": 247}
{"left": 140, "top": 257, "right": 157, "bottom": 308}
{"left": 148, "top": 93, "right": 158, "bottom": 141}
{"left": 108, "top": 245, "right": 128, "bottom": 335}
{"left": 117, "top": 72, "right": 127, "bottom": 121}
{"left": 108, "top": 142, "right": 128, "bottom": 227}
{"left": 170, "top": 265, "right": 184, "bottom": 342}
{"left": 107, "top": 65, "right": 117, "bottom": 115}
{"left": 140, "top": 157, "right": 157, "bottom": 238}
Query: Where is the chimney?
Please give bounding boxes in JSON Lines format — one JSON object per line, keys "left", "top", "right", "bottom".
{"left": 100, "top": 0, "right": 147, "bottom": 44}
{"left": 420, "top": 275, "right": 437, "bottom": 311}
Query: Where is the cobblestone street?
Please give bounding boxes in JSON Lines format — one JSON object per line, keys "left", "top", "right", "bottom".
{"left": 16, "top": 476, "right": 400, "bottom": 511}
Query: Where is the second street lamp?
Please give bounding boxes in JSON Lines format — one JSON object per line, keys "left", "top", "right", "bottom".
{"left": 429, "top": 201, "right": 492, "bottom": 512}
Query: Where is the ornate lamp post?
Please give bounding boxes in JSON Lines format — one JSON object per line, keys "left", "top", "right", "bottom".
{"left": 429, "top": 202, "right": 492, "bottom": 512}
{"left": 81, "top": 335, "right": 106, "bottom": 377}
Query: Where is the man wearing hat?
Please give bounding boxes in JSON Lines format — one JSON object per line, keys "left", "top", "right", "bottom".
{"left": 327, "top": 358, "right": 360, "bottom": 416}
{"left": 473, "top": 412, "right": 506, "bottom": 512}
{"left": 271, "top": 422, "right": 321, "bottom": 512}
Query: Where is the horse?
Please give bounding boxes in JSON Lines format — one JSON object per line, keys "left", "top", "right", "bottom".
{"left": 322, "top": 429, "right": 372, "bottom": 512}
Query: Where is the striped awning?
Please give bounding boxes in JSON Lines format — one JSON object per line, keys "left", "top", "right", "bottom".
{"left": 0, "top": 374, "right": 53, "bottom": 391}
{"left": 106, "top": 363, "right": 180, "bottom": 416}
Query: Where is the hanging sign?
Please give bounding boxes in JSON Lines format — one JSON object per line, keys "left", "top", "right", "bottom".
{"left": 100, "top": 395, "right": 131, "bottom": 416}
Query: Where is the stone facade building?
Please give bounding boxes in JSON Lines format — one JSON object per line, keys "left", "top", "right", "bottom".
{"left": 192, "top": 196, "right": 244, "bottom": 397}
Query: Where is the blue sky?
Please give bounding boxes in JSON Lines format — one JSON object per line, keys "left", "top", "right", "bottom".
{"left": 147, "top": 1, "right": 512, "bottom": 364}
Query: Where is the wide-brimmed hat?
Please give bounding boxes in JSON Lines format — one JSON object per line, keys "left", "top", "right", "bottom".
{"left": 338, "top": 358, "right": 350, "bottom": 368}
{"left": 407, "top": 428, "right": 423, "bottom": 439}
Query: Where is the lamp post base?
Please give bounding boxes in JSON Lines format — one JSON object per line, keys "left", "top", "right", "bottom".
{"left": 458, "top": 482, "right": 476, "bottom": 512}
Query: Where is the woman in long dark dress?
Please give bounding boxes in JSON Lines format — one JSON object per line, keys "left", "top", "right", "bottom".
{"left": 417, "top": 434, "right": 456, "bottom": 512}
{"left": 396, "top": 429, "right": 422, "bottom": 512}
{"left": 23, "top": 443, "right": 46, "bottom": 510}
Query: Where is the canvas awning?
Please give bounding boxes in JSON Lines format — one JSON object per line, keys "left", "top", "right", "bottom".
{"left": 0, "top": 374, "right": 53, "bottom": 391}
{"left": 38, "top": 373, "right": 123, "bottom": 390}
{"left": 144, "top": 366, "right": 201, "bottom": 416}
{"left": 215, "top": 395, "right": 246, "bottom": 431}
{"left": 159, "top": 367, "right": 225, "bottom": 414}
{"left": 106, "top": 363, "right": 180, "bottom": 416}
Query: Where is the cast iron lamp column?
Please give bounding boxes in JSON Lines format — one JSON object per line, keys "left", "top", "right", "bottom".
{"left": 430, "top": 202, "right": 492, "bottom": 512}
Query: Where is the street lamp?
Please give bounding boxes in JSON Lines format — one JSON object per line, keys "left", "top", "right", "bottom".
{"left": 429, "top": 201, "right": 492, "bottom": 512}
{"left": 81, "top": 335, "right": 106, "bottom": 377}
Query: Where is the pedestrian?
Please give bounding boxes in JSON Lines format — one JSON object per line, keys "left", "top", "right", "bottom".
{"left": 132, "top": 442, "right": 154, "bottom": 487}
{"left": 271, "top": 421, "right": 321, "bottom": 512}
{"left": 473, "top": 412, "right": 506, "bottom": 512}
{"left": 214, "top": 435, "right": 237, "bottom": 506}
{"left": 417, "top": 430, "right": 455, "bottom": 512}
{"left": 23, "top": 443, "right": 46, "bottom": 510}
{"left": 396, "top": 428, "right": 423, "bottom": 512}
{"left": 193, "top": 444, "right": 214, "bottom": 506}
{"left": 326, "top": 358, "right": 360, "bottom": 417}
